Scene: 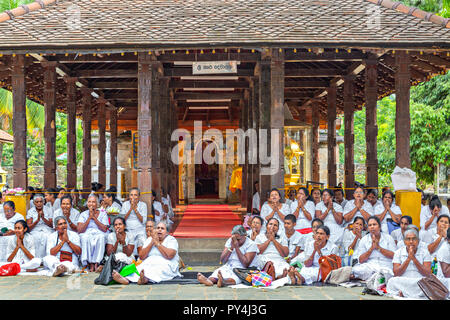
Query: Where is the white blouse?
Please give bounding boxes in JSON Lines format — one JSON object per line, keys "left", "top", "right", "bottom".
{"left": 303, "top": 240, "right": 338, "bottom": 267}
{"left": 338, "top": 229, "right": 367, "bottom": 256}
{"left": 52, "top": 208, "right": 80, "bottom": 232}
{"left": 285, "top": 231, "right": 303, "bottom": 257}
{"left": 254, "top": 233, "right": 288, "bottom": 260}
{"left": 6, "top": 233, "right": 36, "bottom": 264}
{"left": 420, "top": 206, "right": 449, "bottom": 231}
{"left": 373, "top": 204, "right": 402, "bottom": 233}
{"left": 46, "top": 230, "right": 81, "bottom": 266}
{"left": 343, "top": 200, "right": 374, "bottom": 226}
{"left": 392, "top": 246, "right": 431, "bottom": 278}
{"left": 421, "top": 227, "right": 447, "bottom": 258}
{"left": 436, "top": 242, "right": 449, "bottom": 279}
{"left": 78, "top": 209, "right": 109, "bottom": 233}
{"left": 260, "top": 203, "right": 291, "bottom": 233}
{"left": 120, "top": 201, "right": 148, "bottom": 230}
{"left": 224, "top": 237, "right": 259, "bottom": 268}
{"left": 289, "top": 200, "right": 316, "bottom": 230}
{"left": 27, "top": 206, "right": 54, "bottom": 232}
{"left": 353, "top": 232, "right": 396, "bottom": 267}
{"left": 107, "top": 231, "right": 134, "bottom": 255}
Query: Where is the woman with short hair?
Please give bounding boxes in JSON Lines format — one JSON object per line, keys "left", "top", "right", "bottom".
{"left": 288, "top": 225, "right": 338, "bottom": 285}
{"left": 53, "top": 195, "right": 80, "bottom": 233}
{"left": 289, "top": 187, "right": 316, "bottom": 234}
{"left": 197, "top": 225, "right": 258, "bottom": 287}
{"left": 6, "top": 220, "right": 41, "bottom": 271}
{"left": 254, "top": 218, "right": 290, "bottom": 280}
{"left": 315, "top": 189, "right": 344, "bottom": 244}
{"left": 343, "top": 186, "right": 374, "bottom": 228}
{"left": 374, "top": 190, "right": 402, "bottom": 234}
{"left": 386, "top": 228, "right": 432, "bottom": 298}
{"left": 77, "top": 195, "right": 109, "bottom": 272}
{"left": 247, "top": 215, "right": 263, "bottom": 241}
{"left": 351, "top": 216, "right": 396, "bottom": 281}
{"left": 0, "top": 201, "right": 25, "bottom": 262}
{"left": 420, "top": 195, "right": 449, "bottom": 238}
{"left": 26, "top": 194, "right": 54, "bottom": 258}
{"left": 43, "top": 216, "right": 82, "bottom": 277}
{"left": 338, "top": 216, "right": 366, "bottom": 262}
{"left": 111, "top": 222, "right": 181, "bottom": 285}
{"left": 421, "top": 214, "right": 449, "bottom": 259}
{"left": 120, "top": 188, "right": 148, "bottom": 246}
{"left": 391, "top": 215, "right": 413, "bottom": 246}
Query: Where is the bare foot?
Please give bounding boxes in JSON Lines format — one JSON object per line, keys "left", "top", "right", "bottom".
{"left": 137, "top": 270, "right": 148, "bottom": 285}
{"left": 112, "top": 270, "right": 129, "bottom": 285}
{"left": 294, "top": 270, "right": 304, "bottom": 285}
{"left": 398, "top": 291, "right": 404, "bottom": 297}
{"left": 281, "top": 268, "right": 288, "bottom": 278}
{"left": 96, "top": 265, "right": 103, "bottom": 273}
{"left": 217, "top": 271, "right": 224, "bottom": 288}
{"left": 53, "top": 265, "right": 67, "bottom": 277}
{"left": 197, "top": 273, "right": 213, "bottom": 286}
{"left": 288, "top": 267, "right": 296, "bottom": 285}
{"left": 89, "top": 264, "right": 94, "bottom": 273}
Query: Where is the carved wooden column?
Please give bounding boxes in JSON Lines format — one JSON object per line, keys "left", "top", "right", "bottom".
{"left": 65, "top": 76, "right": 78, "bottom": 189}
{"left": 311, "top": 100, "right": 320, "bottom": 182}
{"left": 171, "top": 92, "right": 179, "bottom": 206}
{"left": 151, "top": 63, "right": 163, "bottom": 194}
{"left": 344, "top": 75, "right": 355, "bottom": 199}
{"left": 43, "top": 61, "right": 57, "bottom": 189}
{"left": 270, "top": 48, "right": 285, "bottom": 198}
{"left": 109, "top": 107, "right": 118, "bottom": 188}
{"left": 240, "top": 96, "right": 248, "bottom": 208}
{"left": 395, "top": 51, "right": 411, "bottom": 169}
{"left": 246, "top": 89, "right": 254, "bottom": 213}
{"left": 97, "top": 98, "right": 106, "bottom": 187}
{"left": 82, "top": 88, "right": 92, "bottom": 196}
{"left": 327, "top": 84, "right": 337, "bottom": 188}
{"left": 159, "top": 77, "right": 170, "bottom": 198}
{"left": 251, "top": 77, "right": 260, "bottom": 203}
{"left": 364, "top": 55, "right": 379, "bottom": 188}
{"left": 137, "top": 53, "right": 154, "bottom": 212}
{"left": 12, "top": 54, "right": 27, "bottom": 189}
{"left": 258, "top": 58, "right": 272, "bottom": 205}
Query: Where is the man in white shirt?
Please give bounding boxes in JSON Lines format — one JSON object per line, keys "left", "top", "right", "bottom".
{"left": 252, "top": 181, "right": 260, "bottom": 215}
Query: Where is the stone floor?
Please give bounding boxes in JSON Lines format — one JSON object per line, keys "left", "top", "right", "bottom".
{"left": 0, "top": 266, "right": 393, "bottom": 300}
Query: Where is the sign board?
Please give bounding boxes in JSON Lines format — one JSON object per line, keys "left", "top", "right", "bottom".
{"left": 192, "top": 61, "right": 237, "bottom": 75}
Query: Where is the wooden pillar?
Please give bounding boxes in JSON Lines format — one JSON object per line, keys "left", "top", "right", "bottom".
{"left": 364, "top": 55, "right": 379, "bottom": 188}
{"left": 43, "top": 61, "right": 57, "bottom": 189}
{"left": 109, "top": 107, "right": 118, "bottom": 188}
{"left": 12, "top": 54, "right": 27, "bottom": 189}
{"left": 258, "top": 58, "right": 272, "bottom": 205}
{"left": 137, "top": 53, "right": 154, "bottom": 212}
{"left": 246, "top": 89, "right": 254, "bottom": 213}
{"left": 82, "top": 88, "right": 92, "bottom": 196}
{"left": 327, "top": 84, "right": 337, "bottom": 188}
{"left": 270, "top": 48, "right": 285, "bottom": 198}
{"left": 171, "top": 92, "right": 179, "bottom": 206}
{"left": 311, "top": 101, "right": 320, "bottom": 182}
{"left": 97, "top": 99, "right": 106, "bottom": 187}
{"left": 240, "top": 95, "right": 248, "bottom": 208}
{"left": 395, "top": 51, "right": 411, "bottom": 169}
{"left": 344, "top": 75, "right": 355, "bottom": 199}
{"left": 251, "top": 77, "right": 260, "bottom": 205}
{"left": 160, "top": 77, "right": 170, "bottom": 198}
{"left": 65, "top": 76, "right": 77, "bottom": 189}
{"left": 151, "top": 63, "right": 162, "bottom": 195}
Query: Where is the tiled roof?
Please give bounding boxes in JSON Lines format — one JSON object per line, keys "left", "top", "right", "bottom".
{"left": 0, "top": 0, "right": 449, "bottom": 51}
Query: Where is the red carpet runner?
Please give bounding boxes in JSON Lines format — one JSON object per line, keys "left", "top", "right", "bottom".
{"left": 173, "top": 205, "right": 242, "bottom": 238}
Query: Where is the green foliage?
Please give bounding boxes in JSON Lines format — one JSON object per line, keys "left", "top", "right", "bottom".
{"left": 0, "top": 0, "right": 33, "bottom": 11}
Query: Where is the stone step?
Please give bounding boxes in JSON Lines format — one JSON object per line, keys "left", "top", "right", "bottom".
{"left": 177, "top": 237, "right": 227, "bottom": 250}
{"left": 179, "top": 249, "right": 223, "bottom": 266}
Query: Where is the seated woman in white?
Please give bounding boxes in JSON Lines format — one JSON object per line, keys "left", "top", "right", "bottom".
{"left": 338, "top": 216, "right": 366, "bottom": 266}
{"left": 289, "top": 187, "right": 316, "bottom": 234}
{"left": 44, "top": 188, "right": 60, "bottom": 215}
{"left": 374, "top": 190, "right": 402, "bottom": 234}
{"left": 106, "top": 217, "right": 135, "bottom": 265}
{"left": 343, "top": 186, "right": 373, "bottom": 228}
{"left": 254, "top": 218, "right": 290, "bottom": 280}
{"left": 252, "top": 181, "right": 260, "bottom": 215}
{"left": 197, "top": 225, "right": 258, "bottom": 287}
{"left": 386, "top": 228, "right": 432, "bottom": 299}
{"left": 160, "top": 188, "right": 175, "bottom": 231}
{"left": 436, "top": 228, "right": 450, "bottom": 289}
{"left": 315, "top": 189, "right": 344, "bottom": 244}
{"left": 53, "top": 195, "right": 80, "bottom": 233}
{"left": 0, "top": 201, "right": 26, "bottom": 262}
{"left": 351, "top": 216, "right": 396, "bottom": 281}
{"left": 246, "top": 215, "right": 263, "bottom": 241}
{"left": 260, "top": 188, "right": 291, "bottom": 234}
{"left": 419, "top": 196, "right": 449, "bottom": 239}
{"left": 101, "top": 188, "right": 122, "bottom": 213}
{"left": 26, "top": 194, "right": 55, "bottom": 258}
{"left": 287, "top": 225, "right": 338, "bottom": 285}
{"left": 392, "top": 215, "right": 412, "bottom": 246}
{"left": 365, "top": 189, "right": 381, "bottom": 211}
{"left": 112, "top": 222, "right": 181, "bottom": 285}
{"left": 284, "top": 214, "right": 302, "bottom": 264}
{"left": 43, "top": 216, "right": 82, "bottom": 277}
{"left": 77, "top": 195, "right": 109, "bottom": 272}
{"left": 291, "top": 218, "right": 325, "bottom": 266}
{"left": 422, "top": 214, "right": 449, "bottom": 259}
{"left": 120, "top": 188, "right": 148, "bottom": 246}
{"left": 6, "top": 220, "right": 41, "bottom": 271}
{"left": 310, "top": 188, "right": 322, "bottom": 206}
{"left": 151, "top": 190, "right": 164, "bottom": 225}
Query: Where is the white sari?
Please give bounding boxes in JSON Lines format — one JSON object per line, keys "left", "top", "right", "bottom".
{"left": 78, "top": 209, "right": 109, "bottom": 265}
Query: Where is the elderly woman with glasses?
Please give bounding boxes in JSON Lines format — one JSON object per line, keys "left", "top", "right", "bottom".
{"left": 77, "top": 194, "right": 109, "bottom": 272}
{"left": 43, "top": 216, "right": 82, "bottom": 277}
{"left": 26, "top": 194, "right": 55, "bottom": 258}
{"left": 197, "top": 225, "right": 259, "bottom": 288}
{"left": 351, "top": 216, "right": 396, "bottom": 281}
{"left": 112, "top": 222, "right": 181, "bottom": 285}
{"left": 386, "top": 227, "right": 432, "bottom": 298}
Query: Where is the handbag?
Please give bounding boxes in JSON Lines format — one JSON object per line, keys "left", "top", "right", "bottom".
{"left": 417, "top": 274, "right": 449, "bottom": 300}
{"left": 387, "top": 218, "right": 400, "bottom": 234}
{"left": 233, "top": 267, "right": 260, "bottom": 286}
{"left": 251, "top": 272, "right": 272, "bottom": 287}
{"left": 318, "top": 254, "right": 342, "bottom": 282}
{"left": 60, "top": 251, "right": 73, "bottom": 262}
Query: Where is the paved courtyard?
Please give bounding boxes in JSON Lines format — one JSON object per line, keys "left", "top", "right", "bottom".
{"left": 0, "top": 266, "right": 392, "bottom": 300}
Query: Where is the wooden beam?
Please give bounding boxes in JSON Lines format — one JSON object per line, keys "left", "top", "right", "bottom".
{"left": 91, "top": 81, "right": 137, "bottom": 89}
{"left": 410, "top": 57, "right": 442, "bottom": 73}
{"left": 285, "top": 51, "right": 366, "bottom": 62}
{"left": 284, "top": 80, "right": 330, "bottom": 88}
{"left": 285, "top": 68, "right": 346, "bottom": 77}
{"left": 169, "top": 80, "right": 249, "bottom": 88}
{"left": 164, "top": 67, "right": 253, "bottom": 77}
{"left": 174, "top": 92, "right": 243, "bottom": 100}
{"left": 158, "top": 52, "right": 259, "bottom": 62}
{"left": 75, "top": 69, "right": 137, "bottom": 78}
{"left": 416, "top": 54, "right": 450, "bottom": 69}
